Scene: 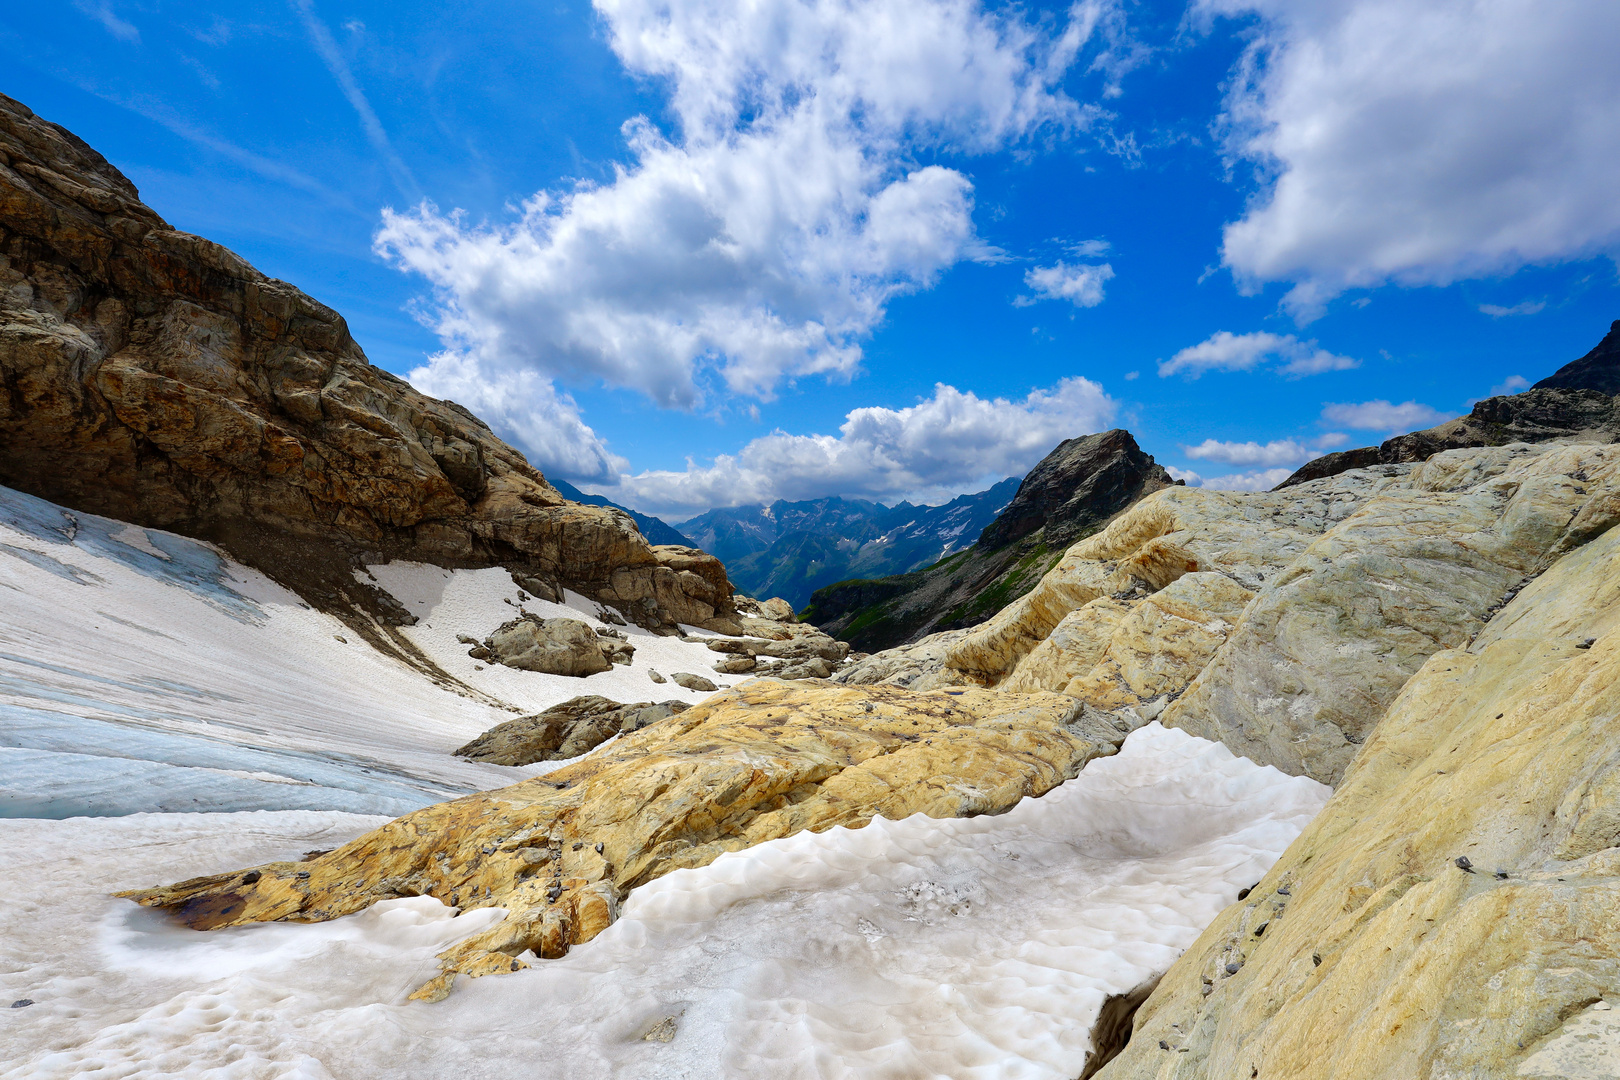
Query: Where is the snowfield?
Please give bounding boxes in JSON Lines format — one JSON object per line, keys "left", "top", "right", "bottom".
{"left": 0, "top": 725, "right": 1328, "bottom": 1080}
{"left": 0, "top": 484, "right": 742, "bottom": 818}
{"left": 0, "top": 482, "right": 1332, "bottom": 1078}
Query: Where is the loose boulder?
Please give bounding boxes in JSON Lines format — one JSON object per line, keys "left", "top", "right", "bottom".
{"left": 487, "top": 617, "right": 612, "bottom": 677}
{"left": 455, "top": 696, "right": 689, "bottom": 765}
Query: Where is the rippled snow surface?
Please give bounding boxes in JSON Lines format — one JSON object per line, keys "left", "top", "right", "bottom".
{"left": 0, "top": 724, "right": 1328, "bottom": 1079}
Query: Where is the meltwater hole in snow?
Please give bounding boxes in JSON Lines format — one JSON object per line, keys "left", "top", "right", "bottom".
{"left": 0, "top": 724, "right": 1328, "bottom": 1080}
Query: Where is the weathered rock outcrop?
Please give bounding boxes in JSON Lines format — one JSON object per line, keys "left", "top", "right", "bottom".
{"left": 803, "top": 430, "right": 1175, "bottom": 651}
{"left": 120, "top": 680, "right": 1138, "bottom": 997}
{"left": 1002, "top": 571, "right": 1253, "bottom": 708}
{"left": 454, "top": 695, "right": 689, "bottom": 765}
{"left": 0, "top": 92, "right": 732, "bottom": 633}
{"left": 484, "top": 616, "right": 618, "bottom": 677}
{"left": 1097, "top": 498, "right": 1620, "bottom": 1080}
{"left": 934, "top": 444, "right": 1620, "bottom": 785}
{"left": 1166, "top": 443, "right": 1620, "bottom": 784}
{"left": 702, "top": 614, "right": 851, "bottom": 678}
{"left": 1277, "top": 322, "right": 1620, "bottom": 489}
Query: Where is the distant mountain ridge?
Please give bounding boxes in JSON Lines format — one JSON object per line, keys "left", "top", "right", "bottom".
{"left": 549, "top": 479, "right": 695, "bottom": 548}
{"left": 676, "top": 478, "right": 1021, "bottom": 609}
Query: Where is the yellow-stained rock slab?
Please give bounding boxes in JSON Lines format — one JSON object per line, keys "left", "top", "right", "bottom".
{"left": 120, "top": 681, "right": 1128, "bottom": 992}
{"left": 1000, "top": 572, "right": 1252, "bottom": 709}
{"left": 1096, "top": 509, "right": 1620, "bottom": 1080}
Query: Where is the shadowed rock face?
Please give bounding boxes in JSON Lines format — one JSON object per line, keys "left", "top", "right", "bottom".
{"left": 0, "top": 92, "right": 731, "bottom": 629}
{"left": 1534, "top": 318, "right": 1620, "bottom": 395}
{"left": 977, "top": 429, "right": 1176, "bottom": 551}
{"left": 1276, "top": 321, "right": 1620, "bottom": 490}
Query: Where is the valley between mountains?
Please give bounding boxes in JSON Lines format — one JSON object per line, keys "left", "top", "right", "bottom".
{"left": 5, "top": 89, "right": 1620, "bottom": 1080}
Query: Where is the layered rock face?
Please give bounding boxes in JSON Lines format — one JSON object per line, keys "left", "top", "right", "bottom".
{"left": 0, "top": 93, "right": 731, "bottom": 631}
{"left": 120, "top": 680, "right": 1139, "bottom": 997}
{"left": 927, "top": 443, "right": 1620, "bottom": 785}
{"left": 1097, "top": 498, "right": 1620, "bottom": 1079}
{"left": 804, "top": 430, "right": 1175, "bottom": 651}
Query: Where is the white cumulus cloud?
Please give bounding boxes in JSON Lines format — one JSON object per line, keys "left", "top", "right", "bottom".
{"left": 409, "top": 353, "right": 627, "bottom": 482}
{"left": 1158, "top": 330, "right": 1357, "bottom": 379}
{"left": 1183, "top": 438, "right": 1313, "bottom": 468}
{"left": 605, "top": 377, "right": 1117, "bottom": 518}
{"left": 1201, "top": 0, "right": 1620, "bottom": 319}
{"left": 1319, "top": 399, "right": 1453, "bottom": 433}
{"left": 380, "top": 0, "right": 1118, "bottom": 423}
{"left": 1022, "top": 261, "right": 1115, "bottom": 307}
{"left": 1170, "top": 465, "right": 1293, "bottom": 492}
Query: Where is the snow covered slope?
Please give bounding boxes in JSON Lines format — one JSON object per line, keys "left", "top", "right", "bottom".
{"left": 0, "top": 724, "right": 1328, "bottom": 1080}
{"left": 0, "top": 484, "right": 741, "bottom": 818}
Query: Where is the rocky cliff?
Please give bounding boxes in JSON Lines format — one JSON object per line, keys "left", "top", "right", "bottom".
{"left": 803, "top": 430, "right": 1175, "bottom": 651}
{"left": 0, "top": 92, "right": 733, "bottom": 642}
{"left": 1278, "top": 322, "right": 1620, "bottom": 489}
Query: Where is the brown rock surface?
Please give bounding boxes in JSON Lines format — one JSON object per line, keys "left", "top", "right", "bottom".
{"left": 119, "top": 680, "right": 1130, "bottom": 993}
{"left": 0, "top": 92, "right": 731, "bottom": 632}
{"left": 454, "top": 695, "right": 689, "bottom": 765}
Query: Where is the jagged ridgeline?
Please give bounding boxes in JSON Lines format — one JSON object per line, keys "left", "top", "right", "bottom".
{"left": 674, "top": 477, "right": 1022, "bottom": 611}
{"left": 802, "top": 429, "right": 1177, "bottom": 651}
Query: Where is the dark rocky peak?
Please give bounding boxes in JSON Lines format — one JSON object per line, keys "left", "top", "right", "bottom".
{"left": 1533, "top": 319, "right": 1620, "bottom": 395}
{"left": 977, "top": 429, "right": 1175, "bottom": 551}
{"left": 1277, "top": 319, "right": 1620, "bottom": 489}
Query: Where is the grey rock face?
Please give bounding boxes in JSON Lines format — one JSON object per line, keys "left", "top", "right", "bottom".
{"left": 486, "top": 617, "right": 613, "bottom": 677}
{"left": 1533, "top": 318, "right": 1620, "bottom": 395}
{"left": 671, "top": 672, "right": 718, "bottom": 692}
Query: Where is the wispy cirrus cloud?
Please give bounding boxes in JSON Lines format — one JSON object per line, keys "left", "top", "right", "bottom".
{"left": 74, "top": 1, "right": 139, "bottom": 43}
{"left": 290, "top": 0, "right": 418, "bottom": 201}
{"left": 1479, "top": 300, "right": 1546, "bottom": 318}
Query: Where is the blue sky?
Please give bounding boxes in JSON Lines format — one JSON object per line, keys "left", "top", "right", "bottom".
{"left": 5, "top": 0, "right": 1618, "bottom": 519}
